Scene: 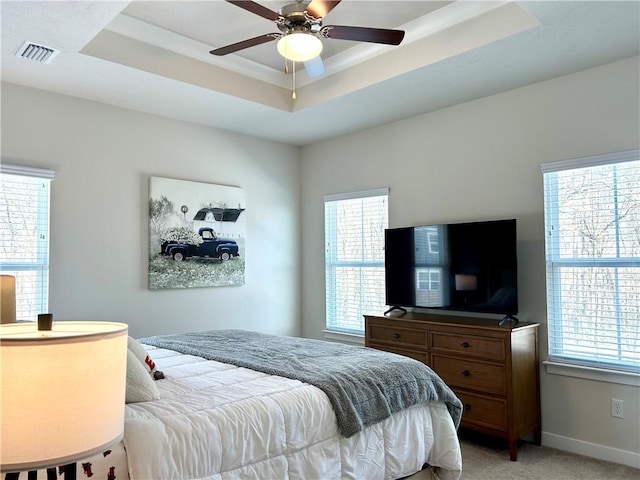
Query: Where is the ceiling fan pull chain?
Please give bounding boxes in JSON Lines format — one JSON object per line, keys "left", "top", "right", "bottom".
{"left": 292, "top": 61, "right": 297, "bottom": 100}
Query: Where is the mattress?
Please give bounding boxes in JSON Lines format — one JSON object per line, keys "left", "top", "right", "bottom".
{"left": 19, "top": 345, "right": 462, "bottom": 480}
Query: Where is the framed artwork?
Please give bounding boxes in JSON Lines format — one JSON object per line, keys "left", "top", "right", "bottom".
{"left": 148, "top": 176, "right": 245, "bottom": 289}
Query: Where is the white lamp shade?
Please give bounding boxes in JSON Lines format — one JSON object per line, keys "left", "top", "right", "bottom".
{"left": 1, "top": 321, "right": 128, "bottom": 472}
{"left": 455, "top": 274, "right": 478, "bottom": 291}
{"left": 1, "top": 275, "right": 16, "bottom": 324}
{"left": 277, "top": 33, "right": 323, "bottom": 62}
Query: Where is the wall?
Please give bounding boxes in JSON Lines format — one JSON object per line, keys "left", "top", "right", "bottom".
{"left": 300, "top": 57, "right": 640, "bottom": 465}
{"left": 1, "top": 83, "right": 301, "bottom": 338}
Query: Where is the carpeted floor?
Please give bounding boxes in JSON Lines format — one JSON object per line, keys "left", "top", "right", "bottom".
{"left": 455, "top": 431, "right": 640, "bottom": 480}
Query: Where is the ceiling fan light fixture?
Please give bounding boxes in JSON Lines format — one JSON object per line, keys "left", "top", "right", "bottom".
{"left": 277, "top": 32, "right": 323, "bottom": 62}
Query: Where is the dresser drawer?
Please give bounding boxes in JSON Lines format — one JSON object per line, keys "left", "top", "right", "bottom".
{"left": 369, "top": 343, "right": 428, "bottom": 363}
{"left": 431, "top": 332, "right": 505, "bottom": 361}
{"left": 457, "top": 390, "right": 507, "bottom": 431}
{"left": 368, "top": 325, "right": 427, "bottom": 348}
{"left": 432, "top": 354, "right": 506, "bottom": 395}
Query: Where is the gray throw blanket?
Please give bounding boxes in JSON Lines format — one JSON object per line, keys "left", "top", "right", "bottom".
{"left": 140, "top": 329, "right": 462, "bottom": 437}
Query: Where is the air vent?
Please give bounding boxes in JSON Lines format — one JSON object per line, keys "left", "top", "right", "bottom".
{"left": 15, "top": 41, "right": 60, "bottom": 64}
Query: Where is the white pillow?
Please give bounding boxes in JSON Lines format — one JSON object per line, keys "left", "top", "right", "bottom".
{"left": 128, "top": 336, "right": 158, "bottom": 375}
{"left": 126, "top": 348, "right": 160, "bottom": 404}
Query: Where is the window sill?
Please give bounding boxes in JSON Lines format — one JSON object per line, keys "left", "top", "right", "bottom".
{"left": 322, "top": 330, "right": 365, "bottom": 346}
{"left": 544, "top": 361, "right": 640, "bottom": 387}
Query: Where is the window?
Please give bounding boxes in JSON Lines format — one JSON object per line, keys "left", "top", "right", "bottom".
{"left": 417, "top": 269, "right": 441, "bottom": 291}
{"left": 541, "top": 150, "right": 640, "bottom": 374}
{"left": 324, "top": 188, "right": 389, "bottom": 334}
{"left": 0, "top": 164, "right": 54, "bottom": 321}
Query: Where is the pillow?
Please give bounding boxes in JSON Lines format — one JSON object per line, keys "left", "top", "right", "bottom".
{"left": 125, "top": 348, "right": 160, "bottom": 404}
{"left": 127, "top": 336, "right": 164, "bottom": 379}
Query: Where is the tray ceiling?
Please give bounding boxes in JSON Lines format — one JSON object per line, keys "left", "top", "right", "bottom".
{"left": 2, "top": 1, "right": 639, "bottom": 145}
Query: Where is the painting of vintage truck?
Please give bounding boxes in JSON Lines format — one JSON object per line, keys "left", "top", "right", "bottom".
{"left": 148, "top": 176, "right": 245, "bottom": 289}
{"left": 160, "top": 226, "right": 239, "bottom": 261}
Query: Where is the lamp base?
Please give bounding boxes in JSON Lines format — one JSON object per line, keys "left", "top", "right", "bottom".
{"left": 59, "top": 463, "right": 76, "bottom": 480}
{"left": 4, "top": 463, "right": 75, "bottom": 480}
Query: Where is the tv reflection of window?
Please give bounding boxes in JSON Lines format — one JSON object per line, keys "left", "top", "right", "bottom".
{"left": 427, "top": 230, "right": 439, "bottom": 254}
{"left": 416, "top": 269, "right": 440, "bottom": 291}
{"left": 415, "top": 268, "right": 443, "bottom": 306}
{"left": 414, "top": 226, "right": 450, "bottom": 307}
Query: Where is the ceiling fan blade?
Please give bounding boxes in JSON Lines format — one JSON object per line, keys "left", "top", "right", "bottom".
{"left": 225, "top": 0, "right": 282, "bottom": 22}
{"left": 305, "top": 0, "right": 341, "bottom": 20}
{"left": 321, "top": 25, "right": 405, "bottom": 45}
{"left": 210, "top": 33, "right": 280, "bottom": 56}
{"left": 304, "top": 56, "right": 326, "bottom": 78}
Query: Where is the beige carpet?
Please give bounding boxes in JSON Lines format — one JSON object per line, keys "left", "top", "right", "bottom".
{"left": 455, "top": 432, "right": 639, "bottom": 480}
{"left": 408, "top": 432, "right": 639, "bottom": 480}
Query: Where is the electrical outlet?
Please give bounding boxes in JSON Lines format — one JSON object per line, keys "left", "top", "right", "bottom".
{"left": 611, "top": 398, "right": 624, "bottom": 418}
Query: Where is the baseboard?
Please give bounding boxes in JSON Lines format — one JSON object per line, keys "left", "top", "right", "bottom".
{"left": 542, "top": 432, "right": 640, "bottom": 469}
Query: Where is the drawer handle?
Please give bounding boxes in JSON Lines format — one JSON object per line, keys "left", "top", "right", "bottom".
{"left": 464, "top": 404, "right": 472, "bottom": 411}
{"left": 461, "top": 341, "right": 470, "bottom": 348}
{"left": 393, "top": 333, "right": 401, "bottom": 339}
{"left": 462, "top": 370, "right": 471, "bottom": 377}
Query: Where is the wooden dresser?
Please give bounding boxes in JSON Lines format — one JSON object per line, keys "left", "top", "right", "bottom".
{"left": 364, "top": 312, "right": 540, "bottom": 461}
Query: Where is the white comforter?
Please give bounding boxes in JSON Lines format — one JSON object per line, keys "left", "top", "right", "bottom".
{"left": 123, "top": 346, "right": 462, "bottom": 480}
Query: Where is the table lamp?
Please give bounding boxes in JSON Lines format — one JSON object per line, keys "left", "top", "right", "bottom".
{"left": 1, "top": 275, "right": 17, "bottom": 324}
{"left": 0, "top": 318, "right": 128, "bottom": 478}
{"left": 455, "top": 274, "right": 477, "bottom": 304}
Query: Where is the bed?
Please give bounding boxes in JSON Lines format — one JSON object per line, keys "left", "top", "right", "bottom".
{"left": 21, "top": 330, "right": 463, "bottom": 480}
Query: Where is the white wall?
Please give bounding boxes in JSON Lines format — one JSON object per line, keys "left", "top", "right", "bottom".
{"left": 300, "top": 57, "right": 640, "bottom": 465}
{"left": 1, "top": 83, "right": 301, "bottom": 338}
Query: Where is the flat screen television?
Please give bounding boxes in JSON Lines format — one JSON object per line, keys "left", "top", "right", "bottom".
{"left": 384, "top": 219, "right": 518, "bottom": 319}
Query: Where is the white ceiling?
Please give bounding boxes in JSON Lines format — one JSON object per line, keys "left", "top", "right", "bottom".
{"left": 2, "top": 1, "right": 639, "bottom": 146}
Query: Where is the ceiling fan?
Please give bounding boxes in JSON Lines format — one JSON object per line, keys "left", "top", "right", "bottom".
{"left": 209, "top": 0, "right": 405, "bottom": 78}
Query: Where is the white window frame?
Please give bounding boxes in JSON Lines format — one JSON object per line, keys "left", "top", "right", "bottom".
{"left": 427, "top": 230, "right": 439, "bottom": 254}
{"left": 0, "top": 163, "right": 54, "bottom": 321}
{"left": 323, "top": 187, "right": 389, "bottom": 338}
{"left": 416, "top": 269, "right": 441, "bottom": 291}
{"left": 541, "top": 149, "right": 640, "bottom": 386}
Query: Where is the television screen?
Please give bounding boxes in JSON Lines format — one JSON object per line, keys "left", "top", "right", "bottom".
{"left": 385, "top": 219, "right": 518, "bottom": 315}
